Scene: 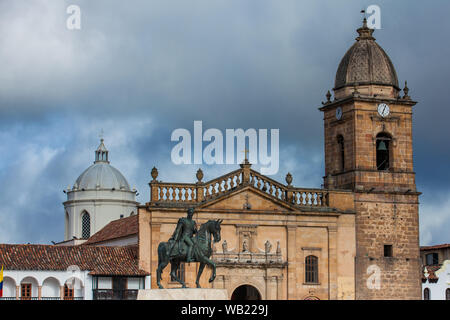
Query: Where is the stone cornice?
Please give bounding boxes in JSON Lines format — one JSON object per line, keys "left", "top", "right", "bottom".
{"left": 319, "top": 95, "right": 417, "bottom": 111}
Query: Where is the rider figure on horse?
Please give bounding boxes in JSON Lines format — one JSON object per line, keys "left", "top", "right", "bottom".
{"left": 169, "top": 208, "right": 197, "bottom": 262}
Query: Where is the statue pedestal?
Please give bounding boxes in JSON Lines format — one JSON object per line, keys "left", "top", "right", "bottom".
{"left": 137, "top": 288, "right": 229, "bottom": 300}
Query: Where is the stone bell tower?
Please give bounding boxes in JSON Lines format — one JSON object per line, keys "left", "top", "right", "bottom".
{"left": 320, "top": 19, "right": 421, "bottom": 299}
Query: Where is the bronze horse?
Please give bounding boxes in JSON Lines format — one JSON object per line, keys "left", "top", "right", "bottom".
{"left": 156, "top": 219, "right": 222, "bottom": 288}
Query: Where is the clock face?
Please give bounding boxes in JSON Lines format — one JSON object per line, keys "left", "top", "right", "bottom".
{"left": 336, "top": 107, "right": 343, "bottom": 120}
{"left": 378, "top": 103, "right": 390, "bottom": 118}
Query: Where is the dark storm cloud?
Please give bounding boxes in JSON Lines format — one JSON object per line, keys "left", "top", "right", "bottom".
{"left": 0, "top": 0, "right": 449, "bottom": 245}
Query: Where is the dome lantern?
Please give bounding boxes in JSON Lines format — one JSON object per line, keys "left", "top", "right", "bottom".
{"left": 95, "top": 138, "right": 109, "bottom": 163}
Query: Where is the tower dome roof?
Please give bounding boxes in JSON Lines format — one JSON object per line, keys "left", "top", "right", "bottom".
{"left": 73, "top": 139, "right": 131, "bottom": 191}
{"left": 75, "top": 163, "right": 131, "bottom": 191}
{"left": 334, "top": 19, "right": 399, "bottom": 91}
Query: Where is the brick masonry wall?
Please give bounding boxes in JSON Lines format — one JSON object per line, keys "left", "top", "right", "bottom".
{"left": 354, "top": 192, "right": 421, "bottom": 299}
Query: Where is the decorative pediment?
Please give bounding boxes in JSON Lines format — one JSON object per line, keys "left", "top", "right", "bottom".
{"left": 198, "top": 188, "right": 293, "bottom": 211}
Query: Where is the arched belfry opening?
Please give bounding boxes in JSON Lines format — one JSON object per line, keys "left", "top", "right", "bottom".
{"left": 231, "top": 285, "right": 261, "bottom": 300}
{"left": 376, "top": 132, "right": 392, "bottom": 171}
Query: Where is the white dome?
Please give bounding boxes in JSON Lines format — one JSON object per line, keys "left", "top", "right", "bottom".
{"left": 75, "top": 162, "right": 131, "bottom": 191}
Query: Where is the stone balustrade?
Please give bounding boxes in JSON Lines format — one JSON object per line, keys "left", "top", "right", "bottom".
{"left": 149, "top": 164, "right": 331, "bottom": 208}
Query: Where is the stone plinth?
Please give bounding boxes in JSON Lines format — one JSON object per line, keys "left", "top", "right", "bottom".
{"left": 137, "top": 288, "right": 229, "bottom": 300}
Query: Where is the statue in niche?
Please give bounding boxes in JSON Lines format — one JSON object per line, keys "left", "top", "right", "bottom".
{"left": 222, "top": 240, "right": 228, "bottom": 253}
{"left": 265, "top": 240, "right": 272, "bottom": 254}
{"left": 242, "top": 239, "right": 249, "bottom": 252}
{"left": 276, "top": 241, "right": 281, "bottom": 255}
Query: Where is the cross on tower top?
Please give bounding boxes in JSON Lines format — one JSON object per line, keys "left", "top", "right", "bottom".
{"left": 242, "top": 148, "right": 250, "bottom": 164}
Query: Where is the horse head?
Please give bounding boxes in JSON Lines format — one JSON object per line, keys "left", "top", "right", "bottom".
{"left": 211, "top": 219, "right": 223, "bottom": 243}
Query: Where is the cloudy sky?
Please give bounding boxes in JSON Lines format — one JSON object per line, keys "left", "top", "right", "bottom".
{"left": 0, "top": 0, "right": 448, "bottom": 245}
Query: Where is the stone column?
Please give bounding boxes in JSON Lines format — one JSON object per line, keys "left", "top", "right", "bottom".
{"left": 276, "top": 275, "right": 283, "bottom": 300}
{"left": 16, "top": 285, "right": 20, "bottom": 300}
{"left": 286, "top": 225, "right": 297, "bottom": 300}
{"left": 60, "top": 286, "right": 65, "bottom": 300}
{"left": 151, "top": 223, "right": 161, "bottom": 288}
{"left": 264, "top": 276, "right": 278, "bottom": 300}
{"left": 38, "top": 286, "right": 42, "bottom": 300}
{"left": 328, "top": 225, "right": 338, "bottom": 300}
{"left": 223, "top": 275, "right": 231, "bottom": 299}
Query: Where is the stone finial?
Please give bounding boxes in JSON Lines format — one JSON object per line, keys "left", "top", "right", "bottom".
{"left": 196, "top": 168, "right": 204, "bottom": 182}
{"left": 285, "top": 172, "right": 293, "bottom": 186}
{"left": 326, "top": 90, "right": 332, "bottom": 103}
{"left": 151, "top": 167, "right": 158, "bottom": 181}
{"left": 322, "top": 90, "right": 332, "bottom": 105}
{"left": 276, "top": 241, "right": 281, "bottom": 255}
{"left": 265, "top": 240, "right": 272, "bottom": 254}
{"left": 403, "top": 81, "right": 411, "bottom": 100}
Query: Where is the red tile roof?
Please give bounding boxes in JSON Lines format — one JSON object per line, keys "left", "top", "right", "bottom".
{"left": 83, "top": 215, "right": 138, "bottom": 245}
{"left": 0, "top": 244, "right": 148, "bottom": 276}
{"left": 420, "top": 243, "right": 450, "bottom": 250}
{"left": 423, "top": 265, "right": 441, "bottom": 283}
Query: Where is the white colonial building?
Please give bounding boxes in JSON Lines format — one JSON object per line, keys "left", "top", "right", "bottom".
{"left": 63, "top": 139, "right": 138, "bottom": 242}
{"left": 0, "top": 244, "right": 149, "bottom": 300}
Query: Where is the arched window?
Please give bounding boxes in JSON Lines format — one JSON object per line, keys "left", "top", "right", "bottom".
{"left": 423, "top": 288, "right": 430, "bottom": 300}
{"left": 305, "top": 255, "right": 319, "bottom": 284}
{"left": 446, "top": 288, "right": 450, "bottom": 300}
{"left": 81, "top": 212, "right": 90, "bottom": 239}
{"left": 337, "top": 135, "right": 345, "bottom": 172}
{"left": 376, "top": 133, "right": 392, "bottom": 171}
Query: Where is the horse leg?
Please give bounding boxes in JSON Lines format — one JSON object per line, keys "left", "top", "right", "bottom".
{"left": 197, "top": 255, "right": 216, "bottom": 283}
{"left": 156, "top": 261, "right": 168, "bottom": 289}
{"left": 170, "top": 260, "right": 187, "bottom": 288}
{"left": 195, "top": 263, "right": 205, "bottom": 288}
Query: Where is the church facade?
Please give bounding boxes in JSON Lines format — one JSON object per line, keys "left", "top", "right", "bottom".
{"left": 0, "top": 18, "right": 421, "bottom": 301}
{"left": 137, "top": 19, "right": 421, "bottom": 300}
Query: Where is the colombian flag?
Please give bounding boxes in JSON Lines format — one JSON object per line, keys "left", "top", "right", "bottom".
{"left": 0, "top": 265, "right": 3, "bottom": 297}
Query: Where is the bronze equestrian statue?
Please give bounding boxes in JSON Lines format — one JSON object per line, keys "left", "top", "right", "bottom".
{"left": 156, "top": 208, "right": 223, "bottom": 288}
{"left": 169, "top": 208, "right": 197, "bottom": 262}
